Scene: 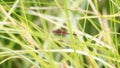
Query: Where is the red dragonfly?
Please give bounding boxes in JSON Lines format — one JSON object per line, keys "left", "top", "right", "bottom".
{"left": 52, "top": 29, "right": 77, "bottom": 44}
{"left": 52, "top": 29, "right": 77, "bottom": 36}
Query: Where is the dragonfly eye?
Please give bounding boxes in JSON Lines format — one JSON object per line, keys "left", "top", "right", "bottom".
{"left": 73, "top": 33, "right": 77, "bottom": 36}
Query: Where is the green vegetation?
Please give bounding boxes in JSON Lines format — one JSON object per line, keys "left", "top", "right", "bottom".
{"left": 0, "top": 0, "right": 120, "bottom": 68}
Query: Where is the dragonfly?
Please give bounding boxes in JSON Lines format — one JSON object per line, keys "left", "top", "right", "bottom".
{"left": 52, "top": 29, "right": 78, "bottom": 47}
{"left": 52, "top": 29, "right": 77, "bottom": 37}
